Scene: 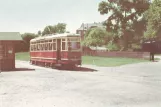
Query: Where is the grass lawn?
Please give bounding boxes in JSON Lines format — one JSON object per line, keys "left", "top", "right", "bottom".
{"left": 16, "top": 52, "right": 149, "bottom": 67}
{"left": 82, "top": 56, "right": 148, "bottom": 67}
{"left": 15, "top": 52, "right": 30, "bottom": 61}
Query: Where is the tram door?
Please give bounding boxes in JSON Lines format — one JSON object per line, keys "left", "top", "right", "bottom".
{"left": 57, "top": 39, "right": 61, "bottom": 61}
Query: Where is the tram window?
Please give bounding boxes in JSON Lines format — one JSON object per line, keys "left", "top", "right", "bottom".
{"left": 42, "top": 44, "right": 43, "bottom": 51}
{"left": 39, "top": 44, "right": 40, "bottom": 51}
{"left": 31, "top": 45, "right": 33, "bottom": 51}
{"left": 43, "top": 44, "right": 45, "bottom": 51}
{"left": 36, "top": 44, "right": 37, "bottom": 51}
{"left": 32, "top": 45, "right": 34, "bottom": 51}
{"left": 45, "top": 44, "right": 47, "bottom": 50}
{"left": 40, "top": 44, "right": 42, "bottom": 51}
{"left": 49, "top": 43, "right": 52, "bottom": 50}
{"left": 30, "top": 46, "right": 31, "bottom": 51}
{"left": 37, "top": 44, "right": 39, "bottom": 51}
{"left": 62, "top": 42, "right": 66, "bottom": 50}
{"left": 41, "top": 44, "right": 43, "bottom": 51}
{"left": 53, "top": 43, "right": 56, "bottom": 50}
{"left": 69, "top": 42, "right": 80, "bottom": 50}
{"left": 45, "top": 43, "right": 48, "bottom": 50}
{"left": 53, "top": 39, "right": 56, "bottom": 42}
{"left": 47, "top": 43, "right": 50, "bottom": 50}
{"left": 35, "top": 45, "right": 36, "bottom": 51}
{"left": 34, "top": 45, "right": 36, "bottom": 51}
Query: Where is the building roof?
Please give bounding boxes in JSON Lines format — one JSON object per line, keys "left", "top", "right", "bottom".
{"left": 0, "top": 32, "right": 22, "bottom": 41}
{"left": 77, "top": 23, "right": 105, "bottom": 30}
{"left": 30, "top": 33, "right": 80, "bottom": 42}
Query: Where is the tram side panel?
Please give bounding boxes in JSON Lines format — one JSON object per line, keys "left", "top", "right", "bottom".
{"left": 60, "top": 51, "right": 81, "bottom": 65}
{"left": 30, "top": 51, "right": 57, "bottom": 63}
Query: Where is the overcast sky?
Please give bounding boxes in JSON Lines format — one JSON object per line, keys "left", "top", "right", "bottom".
{"left": 0, "top": 0, "right": 107, "bottom": 34}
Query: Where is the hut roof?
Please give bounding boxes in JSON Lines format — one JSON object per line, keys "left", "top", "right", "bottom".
{"left": 0, "top": 32, "right": 22, "bottom": 41}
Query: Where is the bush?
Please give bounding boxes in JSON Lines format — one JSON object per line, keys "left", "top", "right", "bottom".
{"left": 131, "top": 44, "right": 142, "bottom": 51}
{"left": 106, "top": 41, "right": 119, "bottom": 51}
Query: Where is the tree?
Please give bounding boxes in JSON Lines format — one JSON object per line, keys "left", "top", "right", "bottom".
{"left": 82, "top": 27, "right": 108, "bottom": 47}
{"left": 21, "top": 33, "right": 38, "bottom": 51}
{"left": 98, "top": 0, "right": 150, "bottom": 50}
{"left": 144, "top": 0, "right": 161, "bottom": 40}
{"left": 42, "top": 25, "right": 57, "bottom": 36}
{"left": 56, "top": 23, "right": 66, "bottom": 33}
{"left": 42, "top": 23, "right": 66, "bottom": 36}
{"left": 37, "top": 30, "right": 42, "bottom": 36}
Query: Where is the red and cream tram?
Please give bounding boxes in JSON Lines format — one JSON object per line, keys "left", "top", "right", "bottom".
{"left": 30, "top": 33, "right": 81, "bottom": 68}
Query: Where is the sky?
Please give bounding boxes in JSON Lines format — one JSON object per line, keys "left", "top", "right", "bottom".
{"left": 0, "top": 0, "right": 107, "bottom": 34}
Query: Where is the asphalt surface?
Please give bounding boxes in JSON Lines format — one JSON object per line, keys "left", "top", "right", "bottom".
{"left": 0, "top": 58, "right": 161, "bottom": 107}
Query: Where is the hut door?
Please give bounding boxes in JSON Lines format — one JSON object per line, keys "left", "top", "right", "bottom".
{"left": 6, "top": 44, "right": 15, "bottom": 70}
{"left": 0, "top": 42, "right": 15, "bottom": 71}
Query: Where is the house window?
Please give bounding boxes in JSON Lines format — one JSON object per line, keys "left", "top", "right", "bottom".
{"left": 84, "top": 31, "right": 86, "bottom": 34}
{"left": 77, "top": 31, "right": 81, "bottom": 34}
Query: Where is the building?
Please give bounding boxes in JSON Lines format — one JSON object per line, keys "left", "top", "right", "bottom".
{"left": 0, "top": 32, "right": 22, "bottom": 71}
{"left": 76, "top": 22, "right": 105, "bottom": 40}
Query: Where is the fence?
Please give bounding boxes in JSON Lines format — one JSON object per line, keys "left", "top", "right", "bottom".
{"left": 82, "top": 50, "right": 150, "bottom": 59}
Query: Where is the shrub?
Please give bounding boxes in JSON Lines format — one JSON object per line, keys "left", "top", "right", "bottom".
{"left": 106, "top": 41, "right": 119, "bottom": 51}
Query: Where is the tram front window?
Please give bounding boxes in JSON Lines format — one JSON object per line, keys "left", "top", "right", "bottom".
{"left": 69, "top": 42, "right": 80, "bottom": 50}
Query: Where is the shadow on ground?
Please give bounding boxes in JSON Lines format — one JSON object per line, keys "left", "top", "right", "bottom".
{"left": 14, "top": 68, "right": 35, "bottom": 71}
{"left": 0, "top": 68, "right": 35, "bottom": 72}
{"left": 56, "top": 66, "right": 97, "bottom": 72}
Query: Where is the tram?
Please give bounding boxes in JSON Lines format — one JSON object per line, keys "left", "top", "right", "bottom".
{"left": 30, "top": 33, "right": 82, "bottom": 68}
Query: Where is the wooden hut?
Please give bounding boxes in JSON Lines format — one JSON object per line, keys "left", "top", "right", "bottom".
{"left": 0, "top": 32, "right": 22, "bottom": 71}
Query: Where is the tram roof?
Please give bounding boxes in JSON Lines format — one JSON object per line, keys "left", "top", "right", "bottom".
{"left": 30, "top": 33, "right": 80, "bottom": 42}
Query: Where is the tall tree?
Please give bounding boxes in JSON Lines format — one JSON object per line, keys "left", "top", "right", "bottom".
{"left": 42, "top": 23, "right": 66, "bottom": 36}
{"left": 21, "top": 33, "right": 38, "bottom": 51}
{"left": 37, "top": 30, "right": 42, "bottom": 36}
{"left": 42, "top": 25, "right": 57, "bottom": 36}
{"left": 56, "top": 23, "right": 66, "bottom": 33}
{"left": 98, "top": 0, "right": 150, "bottom": 50}
{"left": 144, "top": 0, "right": 161, "bottom": 40}
{"left": 82, "top": 27, "right": 108, "bottom": 47}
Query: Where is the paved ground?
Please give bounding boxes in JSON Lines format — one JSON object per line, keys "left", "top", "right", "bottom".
{"left": 0, "top": 58, "right": 161, "bottom": 107}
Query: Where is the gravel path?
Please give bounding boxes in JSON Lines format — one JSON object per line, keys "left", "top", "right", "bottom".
{"left": 0, "top": 58, "right": 161, "bottom": 107}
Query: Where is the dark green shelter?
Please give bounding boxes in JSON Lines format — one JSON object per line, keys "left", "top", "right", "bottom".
{"left": 0, "top": 32, "right": 22, "bottom": 71}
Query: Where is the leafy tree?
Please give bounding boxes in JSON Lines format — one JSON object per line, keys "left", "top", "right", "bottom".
{"left": 82, "top": 27, "right": 108, "bottom": 47}
{"left": 21, "top": 33, "right": 38, "bottom": 51}
{"left": 56, "top": 23, "right": 66, "bottom": 33}
{"left": 98, "top": 0, "right": 150, "bottom": 50}
{"left": 42, "top": 25, "right": 57, "bottom": 36}
{"left": 66, "top": 31, "right": 70, "bottom": 33}
{"left": 106, "top": 40, "right": 119, "bottom": 51}
{"left": 37, "top": 30, "right": 42, "bottom": 36}
{"left": 42, "top": 23, "right": 66, "bottom": 36}
{"left": 144, "top": 0, "right": 161, "bottom": 40}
